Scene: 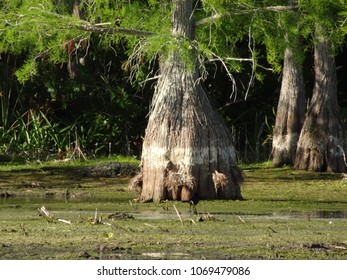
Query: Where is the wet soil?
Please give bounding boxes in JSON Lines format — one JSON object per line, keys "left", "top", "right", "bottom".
{"left": 0, "top": 161, "right": 347, "bottom": 259}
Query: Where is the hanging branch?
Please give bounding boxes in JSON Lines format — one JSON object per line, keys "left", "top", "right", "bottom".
{"left": 244, "top": 17, "right": 256, "bottom": 101}
{"left": 1, "top": 2, "right": 279, "bottom": 94}
{"left": 209, "top": 51, "right": 238, "bottom": 101}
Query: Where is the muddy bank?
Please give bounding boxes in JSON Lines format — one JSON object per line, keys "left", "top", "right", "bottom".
{"left": 0, "top": 161, "right": 139, "bottom": 198}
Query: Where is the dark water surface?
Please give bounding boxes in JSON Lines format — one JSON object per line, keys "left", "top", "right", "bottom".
{"left": 1, "top": 196, "right": 346, "bottom": 220}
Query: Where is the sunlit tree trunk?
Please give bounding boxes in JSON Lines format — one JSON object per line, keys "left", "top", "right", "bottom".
{"left": 294, "top": 24, "right": 346, "bottom": 172}
{"left": 132, "top": 0, "right": 243, "bottom": 202}
{"left": 272, "top": 46, "right": 306, "bottom": 167}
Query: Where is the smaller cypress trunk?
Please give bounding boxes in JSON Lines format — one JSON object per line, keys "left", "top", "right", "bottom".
{"left": 294, "top": 24, "right": 346, "bottom": 172}
{"left": 272, "top": 46, "right": 306, "bottom": 167}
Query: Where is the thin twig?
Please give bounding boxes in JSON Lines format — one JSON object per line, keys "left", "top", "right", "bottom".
{"left": 268, "top": 226, "right": 277, "bottom": 233}
{"left": 94, "top": 208, "right": 98, "bottom": 221}
{"left": 195, "top": 5, "right": 299, "bottom": 26}
{"left": 210, "top": 51, "right": 237, "bottom": 101}
{"left": 244, "top": 17, "right": 256, "bottom": 101}
{"left": 57, "top": 219, "right": 72, "bottom": 225}
{"left": 139, "top": 75, "right": 161, "bottom": 85}
{"left": 173, "top": 204, "right": 183, "bottom": 224}
{"left": 77, "top": 24, "right": 154, "bottom": 36}
{"left": 144, "top": 223, "right": 158, "bottom": 229}
{"left": 237, "top": 215, "right": 246, "bottom": 224}
{"left": 207, "top": 57, "right": 253, "bottom": 63}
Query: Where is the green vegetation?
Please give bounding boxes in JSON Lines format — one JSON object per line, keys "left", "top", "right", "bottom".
{"left": 1, "top": 0, "right": 347, "bottom": 260}
{"left": 1, "top": 160, "right": 346, "bottom": 259}
{"left": 1, "top": 1, "right": 347, "bottom": 163}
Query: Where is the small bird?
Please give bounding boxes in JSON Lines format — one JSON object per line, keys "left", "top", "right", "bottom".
{"left": 188, "top": 192, "right": 200, "bottom": 215}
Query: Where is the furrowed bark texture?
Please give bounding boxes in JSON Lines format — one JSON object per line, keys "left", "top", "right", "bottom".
{"left": 272, "top": 47, "right": 306, "bottom": 167}
{"left": 294, "top": 24, "right": 346, "bottom": 172}
{"left": 136, "top": 0, "right": 243, "bottom": 202}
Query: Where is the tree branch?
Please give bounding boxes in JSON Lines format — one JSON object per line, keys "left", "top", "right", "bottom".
{"left": 77, "top": 23, "right": 154, "bottom": 37}
{"left": 27, "top": 6, "right": 154, "bottom": 37}
{"left": 260, "top": 5, "right": 299, "bottom": 12}
{"left": 207, "top": 57, "right": 253, "bottom": 63}
{"left": 209, "top": 51, "right": 238, "bottom": 100}
{"left": 196, "top": 5, "right": 299, "bottom": 26}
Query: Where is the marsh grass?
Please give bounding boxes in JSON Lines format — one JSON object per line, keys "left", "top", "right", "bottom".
{"left": 0, "top": 160, "right": 346, "bottom": 259}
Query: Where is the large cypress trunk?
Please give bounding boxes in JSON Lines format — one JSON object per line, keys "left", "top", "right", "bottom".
{"left": 294, "top": 24, "right": 346, "bottom": 172}
{"left": 131, "top": 0, "right": 243, "bottom": 202}
{"left": 272, "top": 46, "right": 306, "bottom": 167}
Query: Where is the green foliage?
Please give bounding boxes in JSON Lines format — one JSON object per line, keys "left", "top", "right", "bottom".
{"left": 1, "top": 0, "right": 346, "bottom": 83}
{"left": 15, "top": 60, "right": 38, "bottom": 84}
{"left": 0, "top": 0, "right": 85, "bottom": 81}
{"left": 0, "top": 110, "right": 63, "bottom": 160}
{"left": 0, "top": 0, "right": 174, "bottom": 82}
{"left": 299, "top": 0, "right": 346, "bottom": 53}
{"left": 1, "top": 0, "right": 347, "bottom": 164}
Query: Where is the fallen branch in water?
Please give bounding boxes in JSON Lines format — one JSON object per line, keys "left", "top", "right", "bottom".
{"left": 38, "top": 206, "right": 72, "bottom": 224}
{"left": 268, "top": 226, "right": 277, "bottom": 233}
{"left": 38, "top": 206, "right": 55, "bottom": 222}
{"left": 57, "top": 219, "right": 72, "bottom": 225}
{"left": 237, "top": 215, "right": 246, "bottom": 224}
{"left": 173, "top": 204, "right": 183, "bottom": 224}
{"left": 88, "top": 208, "right": 111, "bottom": 226}
{"left": 237, "top": 215, "right": 256, "bottom": 229}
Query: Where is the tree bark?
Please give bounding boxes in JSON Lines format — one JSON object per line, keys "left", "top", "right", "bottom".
{"left": 131, "top": 0, "right": 243, "bottom": 202}
{"left": 294, "top": 24, "right": 346, "bottom": 172}
{"left": 272, "top": 46, "right": 306, "bottom": 167}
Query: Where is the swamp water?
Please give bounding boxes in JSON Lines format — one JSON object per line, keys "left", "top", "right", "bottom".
{"left": 1, "top": 196, "right": 346, "bottom": 259}
{"left": 2, "top": 196, "right": 347, "bottom": 220}
{"left": 1, "top": 162, "right": 347, "bottom": 259}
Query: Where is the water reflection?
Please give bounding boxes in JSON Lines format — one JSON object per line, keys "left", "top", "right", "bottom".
{"left": 132, "top": 210, "right": 347, "bottom": 220}
{"left": 1, "top": 196, "right": 347, "bottom": 220}
{"left": 270, "top": 210, "right": 347, "bottom": 219}
{"left": 306, "top": 210, "right": 347, "bottom": 219}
